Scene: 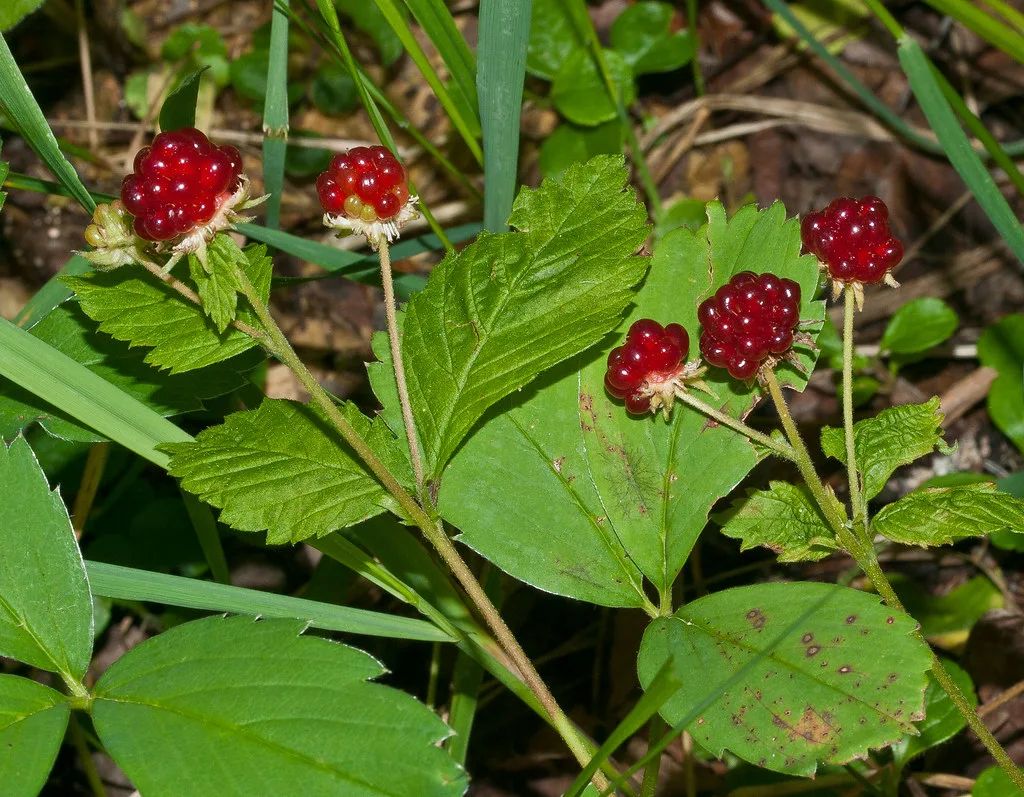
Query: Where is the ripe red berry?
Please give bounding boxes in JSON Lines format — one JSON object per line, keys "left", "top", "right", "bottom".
{"left": 120, "top": 128, "right": 243, "bottom": 242}
{"left": 316, "top": 145, "right": 408, "bottom": 222}
{"left": 801, "top": 196, "right": 902, "bottom": 285}
{"left": 605, "top": 320, "right": 690, "bottom": 415}
{"left": 697, "top": 271, "right": 801, "bottom": 380}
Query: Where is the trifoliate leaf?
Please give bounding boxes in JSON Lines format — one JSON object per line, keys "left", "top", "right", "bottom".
{"left": 0, "top": 302, "right": 259, "bottom": 442}
{"left": 0, "top": 437, "right": 92, "bottom": 679}
{"left": 64, "top": 243, "right": 271, "bottom": 374}
{"left": 93, "top": 616, "right": 466, "bottom": 797}
{"left": 394, "top": 155, "right": 649, "bottom": 482}
{"left": 0, "top": 675, "right": 69, "bottom": 796}
{"left": 610, "top": 2, "right": 695, "bottom": 75}
{"left": 188, "top": 234, "right": 243, "bottom": 334}
{"left": 716, "top": 481, "right": 838, "bottom": 562}
{"left": 637, "top": 582, "right": 930, "bottom": 777}
{"left": 872, "top": 483, "right": 1024, "bottom": 547}
{"left": 165, "top": 399, "right": 410, "bottom": 544}
{"left": 820, "top": 398, "right": 948, "bottom": 500}
{"left": 437, "top": 200, "right": 824, "bottom": 607}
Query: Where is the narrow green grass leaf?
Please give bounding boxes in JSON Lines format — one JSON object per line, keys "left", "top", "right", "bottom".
{"left": 262, "top": 0, "right": 290, "bottom": 229}
{"left": 0, "top": 138, "right": 8, "bottom": 212}
{"left": 898, "top": 37, "right": 1024, "bottom": 261}
{"left": 0, "top": 34, "right": 94, "bottom": 212}
{"left": 0, "top": 317, "right": 190, "bottom": 467}
{"left": 0, "top": 675, "right": 69, "bottom": 796}
{"left": 86, "top": 560, "right": 451, "bottom": 642}
{"left": 403, "top": 0, "right": 478, "bottom": 119}
{"left": 924, "top": 0, "right": 1024, "bottom": 63}
{"left": 158, "top": 67, "right": 206, "bottom": 132}
{"left": 374, "top": 0, "right": 482, "bottom": 161}
{"left": 477, "top": 0, "right": 531, "bottom": 231}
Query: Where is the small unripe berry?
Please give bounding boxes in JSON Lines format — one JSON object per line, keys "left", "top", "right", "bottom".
{"left": 317, "top": 145, "right": 408, "bottom": 221}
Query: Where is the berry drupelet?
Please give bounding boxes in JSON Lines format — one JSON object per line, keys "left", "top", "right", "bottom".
{"left": 120, "top": 127, "right": 244, "bottom": 244}
{"left": 698, "top": 271, "right": 802, "bottom": 380}
{"left": 605, "top": 319, "right": 706, "bottom": 417}
{"left": 801, "top": 196, "right": 902, "bottom": 297}
{"left": 316, "top": 145, "right": 417, "bottom": 246}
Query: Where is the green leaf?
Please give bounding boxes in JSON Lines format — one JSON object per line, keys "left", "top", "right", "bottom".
{"left": 438, "top": 200, "right": 824, "bottom": 606}
{"left": 159, "top": 67, "right": 207, "bottom": 132}
{"left": 872, "top": 483, "right": 1024, "bottom": 546}
{"left": 394, "top": 155, "right": 648, "bottom": 480}
{"left": 716, "top": 481, "right": 838, "bottom": 562}
{"left": 610, "top": 2, "right": 695, "bottom": 75}
{"left": 551, "top": 48, "right": 636, "bottom": 126}
{"left": 654, "top": 198, "right": 707, "bottom": 240}
{"left": 978, "top": 314, "right": 1024, "bottom": 454}
{"left": 0, "top": 675, "right": 69, "bottom": 796}
{"left": 538, "top": 120, "right": 623, "bottom": 178}
{"left": 0, "top": 0, "right": 44, "bottom": 31}
{"left": 892, "top": 574, "right": 1002, "bottom": 648}
{"left": 892, "top": 659, "right": 974, "bottom": 767}
{"left": 0, "top": 302, "right": 257, "bottom": 442}
{"left": 880, "top": 297, "right": 958, "bottom": 357}
{"left": 92, "top": 615, "right": 466, "bottom": 797}
{"left": 820, "top": 398, "right": 947, "bottom": 500}
{"left": 310, "top": 62, "right": 359, "bottom": 114}
{"left": 0, "top": 138, "right": 8, "bottom": 212}
{"left": 188, "top": 235, "right": 243, "bottom": 334}
{"left": 637, "top": 582, "right": 930, "bottom": 776}
{"left": 284, "top": 136, "right": 332, "bottom": 179}
{"left": 0, "top": 437, "right": 92, "bottom": 679}
{"left": 974, "top": 765, "right": 1024, "bottom": 796}
{"left": 230, "top": 50, "right": 270, "bottom": 103}
{"left": 335, "top": 0, "right": 404, "bottom": 65}
{"left": 64, "top": 243, "right": 271, "bottom": 374}
{"left": 526, "top": 0, "right": 583, "bottom": 79}
{"left": 165, "top": 399, "right": 409, "bottom": 544}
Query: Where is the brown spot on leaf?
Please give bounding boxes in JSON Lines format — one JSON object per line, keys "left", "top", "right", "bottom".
{"left": 886, "top": 616, "right": 895, "bottom": 625}
{"left": 746, "top": 608, "right": 766, "bottom": 630}
{"left": 805, "top": 645, "right": 821, "bottom": 657}
{"left": 552, "top": 457, "right": 564, "bottom": 473}
{"left": 846, "top": 615, "right": 858, "bottom": 624}
{"left": 801, "top": 632, "right": 814, "bottom": 644}
{"left": 838, "top": 665, "right": 852, "bottom": 674}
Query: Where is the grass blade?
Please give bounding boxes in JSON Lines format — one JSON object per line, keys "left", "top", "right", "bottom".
{"left": 85, "top": 560, "right": 452, "bottom": 642}
{"left": 402, "top": 0, "right": 478, "bottom": 120}
{"left": 0, "top": 33, "right": 94, "bottom": 212}
{"left": 0, "top": 317, "right": 190, "bottom": 466}
{"left": 898, "top": 37, "right": 1024, "bottom": 262}
{"left": 477, "top": 0, "right": 530, "bottom": 231}
{"left": 262, "top": 0, "right": 291, "bottom": 229}
{"left": 374, "top": 0, "right": 482, "bottom": 162}
{"left": 180, "top": 489, "right": 231, "bottom": 585}
{"left": 924, "top": 0, "right": 1024, "bottom": 63}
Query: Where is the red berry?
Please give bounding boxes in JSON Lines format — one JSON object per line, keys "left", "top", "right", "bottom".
{"left": 604, "top": 319, "right": 690, "bottom": 415}
{"left": 120, "top": 128, "right": 243, "bottom": 242}
{"left": 316, "top": 145, "right": 408, "bottom": 221}
{"left": 697, "top": 271, "right": 801, "bottom": 380}
{"left": 801, "top": 196, "right": 902, "bottom": 285}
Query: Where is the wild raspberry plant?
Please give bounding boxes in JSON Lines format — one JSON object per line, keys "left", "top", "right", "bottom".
{"left": 6, "top": 149, "right": 1024, "bottom": 795}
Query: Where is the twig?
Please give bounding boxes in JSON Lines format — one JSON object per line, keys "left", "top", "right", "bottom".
{"left": 938, "top": 367, "right": 999, "bottom": 425}
{"left": 74, "top": 0, "right": 97, "bottom": 151}
{"left": 978, "top": 678, "right": 1024, "bottom": 718}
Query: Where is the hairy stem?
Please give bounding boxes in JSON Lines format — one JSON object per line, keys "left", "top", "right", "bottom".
{"left": 842, "top": 286, "right": 868, "bottom": 537}
{"left": 377, "top": 239, "right": 424, "bottom": 490}
{"left": 762, "top": 368, "right": 1024, "bottom": 790}
{"left": 677, "top": 391, "right": 796, "bottom": 461}
{"left": 231, "top": 264, "right": 609, "bottom": 789}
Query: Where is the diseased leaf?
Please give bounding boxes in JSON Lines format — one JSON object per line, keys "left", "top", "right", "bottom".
{"left": 820, "top": 398, "right": 948, "bottom": 500}
{"left": 188, "top": 235, "right": 243, "bottom": 334}
{"left": 872, "top": 484, "right": 1024, "bottom": 547}
{"left": 0, "top": 302, "right": 258, "bottom": 442}
{"left": 0, "top": 675, "right": 69, "bottom": 796}
{"left": 610, "top": 2, "right": 694, "bottom": 75}
{"left": 65, "top": 243, "right": 271, "bottom": 374}
{"left": 892, "top": 659, "right": 974, "bottom": 767}
{"left": 437, "top": 200, "right": 824, "bottom": 606}
{"left": 0, "top": 437, "right": 92, "bottom": 679}
{"left": 978, "top": 314, "right": 1024, "bottom": 454}
{"left": 398, "top": 155, "right": 649, "bottom": 480}
{"left": 637, "top": 582, "right": 930, "bottom": 777}
{"left": 881, "top": 297, "right": 958, "bottom": 357}
{"left": 93, "top": 616, "right": 466, "bottom": 797}
{"left": 165, "top": 399, "right": 410, "bottom": 544}
{"left": 550, "top": 49, "right": 635, "bottom": 127}
{"left": 716, "top": 481, "right": 838, "bottom": 562}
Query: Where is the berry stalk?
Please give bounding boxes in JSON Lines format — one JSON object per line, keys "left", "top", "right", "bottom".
{"left": 378, "top": 239, "right": 425, "bottom": 491}
{"left": 841, "top": 286, "right": 869, "bottom": 538}
{"left": 675, "top": 391, "right": 795, "bottom": 462}
{"left": 762, "top": 369, "right": 1024, "bottom": 791}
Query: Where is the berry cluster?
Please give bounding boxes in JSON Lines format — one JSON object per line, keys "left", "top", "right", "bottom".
{"left": 121, "top": 128, "right": 243, "bottom": 242}
{"left": 605, "top": 320, "right": 690, "bottom": 415}
{"left": 698, "top": 271, "right": 801, "bottom": 380}
{"left": 316, "top": 146, "right": 410, "bottom": 223}
{"left": 801, "top": 196, "right": 902, "bottom": 286}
